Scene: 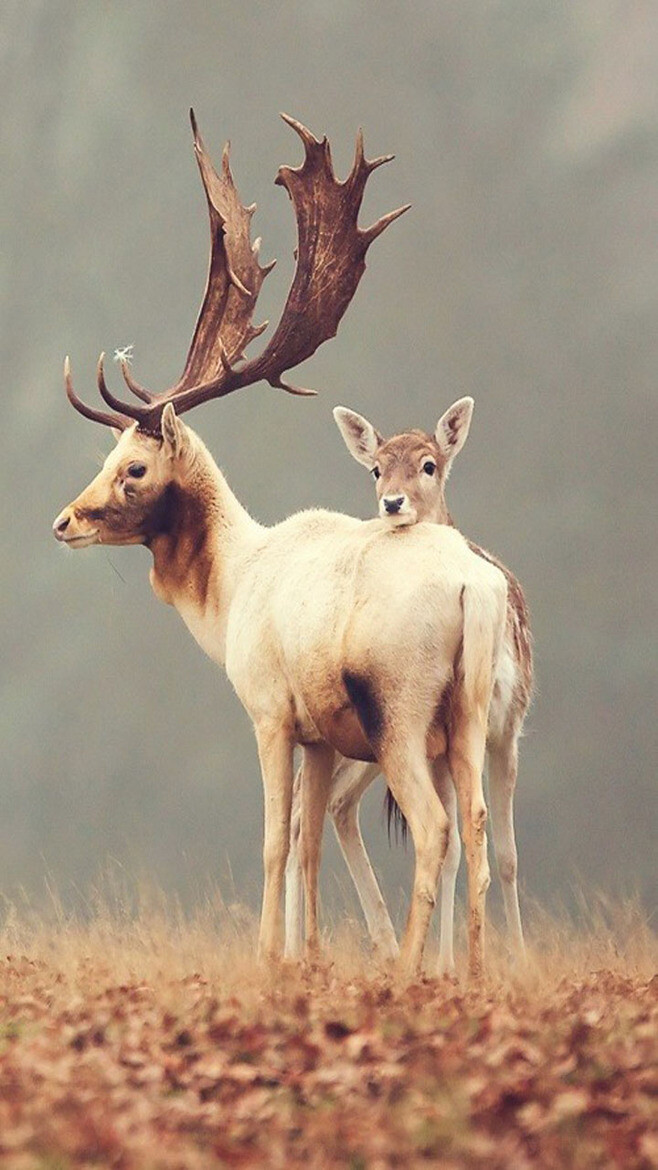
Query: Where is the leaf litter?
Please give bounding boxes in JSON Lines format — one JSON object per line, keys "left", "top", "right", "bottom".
{"left": 0, "top": 891, "right": 655, "bottom": 1169}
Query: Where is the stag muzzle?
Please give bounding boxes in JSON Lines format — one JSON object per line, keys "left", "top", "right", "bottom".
{"left": 52, "top": 506, "right": 100, "bottom": 548}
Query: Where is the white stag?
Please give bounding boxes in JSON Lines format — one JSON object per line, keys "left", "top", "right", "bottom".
{"left": 52, "top": 114, "right": 507, "bottom": 977}
{"left": 286, "top": 401, "right": 532, "bottom": 972}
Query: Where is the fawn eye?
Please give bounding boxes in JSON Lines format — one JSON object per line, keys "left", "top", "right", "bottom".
{"left": 127, "top": 463, "right": 147, "bottom": 479}
{"left": 422, "top": 461, "right": 436, "bottom": 476}
{"left": 371, "top": 467, "right": 381, "bottom": 480}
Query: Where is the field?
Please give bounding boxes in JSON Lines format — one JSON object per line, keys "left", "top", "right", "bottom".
{"left": 0, "top": 892, "right": 656, "bottom": 1169}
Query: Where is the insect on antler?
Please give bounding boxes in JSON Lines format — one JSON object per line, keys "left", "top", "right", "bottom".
{"left": 65, "top": 111, "right": 410, "bottom": 432}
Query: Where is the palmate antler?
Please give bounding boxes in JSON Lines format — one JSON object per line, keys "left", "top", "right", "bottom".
{"left": 66, "top": 111, "right": 409, "bottom": 433}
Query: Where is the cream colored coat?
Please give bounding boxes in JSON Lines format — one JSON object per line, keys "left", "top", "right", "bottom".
{"left": 54, "top": 409, "right": 507, "bottom": 975}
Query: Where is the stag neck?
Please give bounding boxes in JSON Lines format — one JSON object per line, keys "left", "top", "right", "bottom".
{"left": 148, "top": 433, "right": 262, "bottom": 661}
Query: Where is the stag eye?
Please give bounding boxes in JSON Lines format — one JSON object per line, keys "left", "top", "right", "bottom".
{"left": 372, "top": 467, "right": 381, "bottom": 480}
{"left": 422, "top": 461, "right": 436, "bottom": 476}
{"left": 127, "top": 462, "right": 147, "bottom": 479}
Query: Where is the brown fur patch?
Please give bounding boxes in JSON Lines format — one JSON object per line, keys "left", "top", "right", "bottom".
{"left": 342, "top": 672, "right": 384, "bottom": 751}
{"left": 149, "top": 483, "right": 214, "bottom": 607}
{"left": 314, "top": 703, "right": 377, "bottom": 764}
{"left": 76, "top": 483, "right": 175, "bottom": 546}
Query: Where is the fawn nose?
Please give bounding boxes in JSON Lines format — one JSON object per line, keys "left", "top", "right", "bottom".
{"left": 53, "top": 512, "right": 71, "bottom": 539}
{"left": 383, "top": 495, "right": 405, "bottom": 515}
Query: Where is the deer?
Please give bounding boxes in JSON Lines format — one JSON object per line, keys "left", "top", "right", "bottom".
{"left": 52, "top": 112, "right": 508, "bottom": 978}
{"left": 286, "top": 400, "right": 532, "bottom": 974}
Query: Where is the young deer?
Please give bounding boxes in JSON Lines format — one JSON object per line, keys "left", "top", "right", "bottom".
{"left": 286, "top": 399, "right": 532, "bottom": 972}
{"left": 52, "top": 113, "right": 507, "bottom": 977}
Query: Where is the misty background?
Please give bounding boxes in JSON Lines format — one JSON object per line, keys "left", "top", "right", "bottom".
{"left": 1, "top": 2, "right": 656, "bottom": 929}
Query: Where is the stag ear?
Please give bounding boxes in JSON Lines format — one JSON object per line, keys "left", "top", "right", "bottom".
{"left": 333, "top": 406, "right": 383, "bottom": 469}
{"left": 161, "top": 402, "right": 188, "bottom": 457}
{"left": 435, "top": 397, "right": 474, "bottom": 465}
{"left": 111, "top": 427, "right": 123, "bottom": 444}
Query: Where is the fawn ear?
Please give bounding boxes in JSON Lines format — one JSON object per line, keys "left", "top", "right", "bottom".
{"left": 435, "top": 397, "right": 474, "bottom": 465}
{"left": 333, "top": 406, "right": 383, "bottom": 470}
{"left": 161, "top": 402, "right": 188, "bottom": 457}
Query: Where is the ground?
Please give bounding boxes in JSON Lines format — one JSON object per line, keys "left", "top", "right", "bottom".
{"left": 0, "top": 895, "right": 656, "bottom": 1169}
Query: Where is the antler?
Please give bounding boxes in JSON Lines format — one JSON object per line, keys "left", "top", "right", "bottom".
{"left": 65, "top": 112, "right": 409, "bottom": 432}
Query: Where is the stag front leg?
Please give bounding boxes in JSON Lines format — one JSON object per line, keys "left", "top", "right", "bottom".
{"left": 254, "top": 722, "right": 295, "bottom": 962}
{"left": 329, "top": 759, "right": 399, "bottom": 959}
{"left": 449, "top": 717, "right": 490, "bottom": 981}
{"left": 299, "top": 743, "right": 335, "bottom": 958}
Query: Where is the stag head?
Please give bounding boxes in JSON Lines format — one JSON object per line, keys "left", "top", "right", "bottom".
{"left": 52, "top": 403, "right": 197, "bottom": 548}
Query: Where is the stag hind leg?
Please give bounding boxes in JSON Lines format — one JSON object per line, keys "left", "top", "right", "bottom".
{"left": 488, "top": 733, "right": 525, "bottom": 957}
{"left": 298, "top": 742, "right": 335, "bottom": 957}
{"left": 284, "top": 767, "right": 304, "bottom": 959}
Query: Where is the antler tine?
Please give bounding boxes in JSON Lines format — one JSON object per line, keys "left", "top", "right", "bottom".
{"left": 97, "top": 354, "right": 145, "bottom": 422}
{"left": 279, "top": 112, "right": 322, "bottom": 152}
{"left": 365, "top": 152, "right": 396, "bottom": 173}
{"left": 64, "top": 356, "right": 129, "bottom": 430}
{"left": 361, "top": 202, "right": 412, "bottom": 246}
{"left": 119, "top": 360, "right": 153, "bottom": 404}
{"left": 270, "top": 375, "right": 317, "bottom": 398}
{"left": 353, "top": 127, "right": 394, "bottom": 176}
{"left": 353, "top": 129, "right": 411, "bottom": 234}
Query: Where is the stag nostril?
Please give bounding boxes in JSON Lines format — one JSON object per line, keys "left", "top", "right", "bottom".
{"left": 53, "top": 514, "right": 70, "bottom": 536}
{"left": 383, "top": 496, "right": 405, "bottom": 515}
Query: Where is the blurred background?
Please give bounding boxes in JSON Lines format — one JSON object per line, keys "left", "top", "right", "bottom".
{"left": 1, "top": 1, "right": 656, "bottom": 929}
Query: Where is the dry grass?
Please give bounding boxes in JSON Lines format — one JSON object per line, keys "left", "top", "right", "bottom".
{"left": 0, "top": 881, "right": 656, "bottom": 1168}
{"left": 3, "top": 872, "right": 654, "bottom": 988}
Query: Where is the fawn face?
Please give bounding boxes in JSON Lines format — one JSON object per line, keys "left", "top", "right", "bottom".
{"left": 333, "top": 398, "right": 474, "bottom": 527}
